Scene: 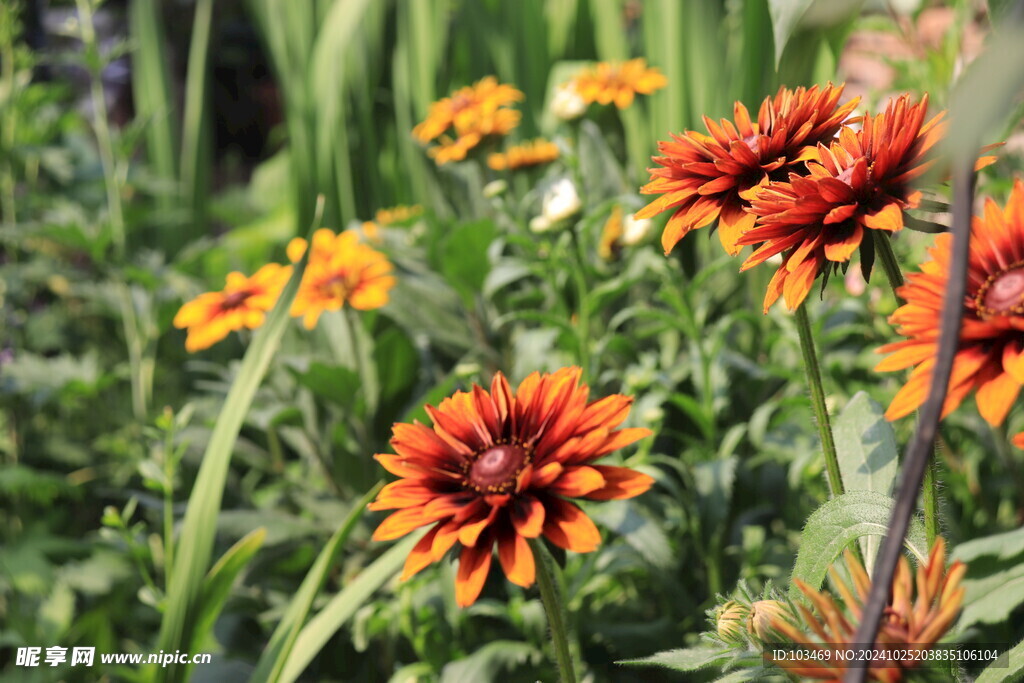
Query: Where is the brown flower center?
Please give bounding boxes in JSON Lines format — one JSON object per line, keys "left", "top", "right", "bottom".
{"left": 321, "top": 273, "right": 352, "bottom": 301}
{"left": 221, "top": 290, "right": 251, "bottom": 309}
{"left": 467, "top": 443, "right": 528, "bottom": 494}
{"left": 977, "top": 264, "right": 1024, "bottom": 316}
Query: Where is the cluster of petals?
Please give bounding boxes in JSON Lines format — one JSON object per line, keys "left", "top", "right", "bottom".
{"left": 569, "top": 58, "right": 667, "bottom": 109}
{"left": 173, "top": 263, "right": 292, "bottom": 352}
{"left": 772, "top": 538, "right": 965, "bottom": 682}
{"left": 740, "top": 94, "right": 943, "bottom": 312}
{"left": 287, "top": 228, "right": 395, "bottom": 330}
{"left": 413, "top": 77, "right": 524, "bottom": 165}
{"left": 878, "top": 180, "right": 1024, "bottom": 426}
{"left": 369, "top": 367, "right": 654, "bottom": 606}
{"left": 487, "top": 138, "right": 560, "bottom": 171}
{"left": 637, "top": 83, "right": 858, "bottom": 257}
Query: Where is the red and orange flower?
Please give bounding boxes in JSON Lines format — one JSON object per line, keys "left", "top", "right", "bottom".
{"left": 637, "top": 83, "right": 858, "bottom": 256}
{"left": 287, "top": 228, "right": 395, "bottom": 330}
{"left": 878, "top": 179, "right": 1024, "bottom": 425}
{"left": 413, "top": 77, "right": 523, "bottom": 164}
{"left": 771, "top": 539, "right": 964, "bottom": 682}
{"left": 740, "top": 94, "right": 943, "bottom": 312}
{"left": 369, "top": 367, "right": 654, "bottom": 606}
{"left": 173, "top": 263, "right": 292, "bottom": 352}
{"left": 569, "top": 58, "right": 667, "bottom": 110}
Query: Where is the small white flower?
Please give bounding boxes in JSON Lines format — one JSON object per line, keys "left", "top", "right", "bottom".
{"left": 541, "top": 178, "right": 582, "bottom": 223}
{"left": 621, "top": 213, "right": 652, "bottom": 245}
{"left": 483, "top": 179, "right": 507, "bottom": 198}
{"left": 551, "top": 83, "right": 587, "bottom": 121}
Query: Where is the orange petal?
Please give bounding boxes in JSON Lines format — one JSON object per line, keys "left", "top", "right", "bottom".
{"left": 1003, "top": 342, "right": 1024, "bottom": 384}
{"left": 542, "top": 498, "right": 602, "bottom": 553}
{"left": 1012, "top": 432, "right": 1024, "bottom": 450}
{"left": 862, "top": 202, "right": 904, "bottom": 232}
{"left": 549, "top": 466, "right": 606, "bottom": 497}
{"left": 455, "top": 541, "right": 494, "bottom": 607}
{"left": 717, "top": 202, "right": 756, "bottom": 257}
{"left": 511, "top": 495, "right": 545, "bottom": 538}
{"left": 585, "top": 466, "right": 655, "bottom": 500}
{"left": 401, "top": 524, "right": 441, "bottom": 580}
{"left": 373, "top": 507, "right": 430, "bottom": 541}
{"left": 975, "top": 370, "right": 1020, "bottom": 426}
{"left": 497, "top": 531, "right": 536, "bottom": 587}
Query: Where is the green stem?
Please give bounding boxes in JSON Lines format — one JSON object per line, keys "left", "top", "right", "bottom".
{"left": 1, "top": 17, "right": 17, "bottom": 228}
{"left": 794, "top": 304, "right": 844, "bottom": 497}
{"left": 876, "top": 232, "right": 941, "bottom": 544}
{"left": 529, "top": 539, "right": 577, "bottom": 683}
{"left": 567, "top": 229, "right": 591, "bottom": 376}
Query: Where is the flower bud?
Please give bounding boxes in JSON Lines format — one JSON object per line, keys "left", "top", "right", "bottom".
{"left": 621, "top": 213, "right": 652, "bottom": 245}
{"left": 747, "top": 600, "right": 793, "bottom": 643}
{"left": 715, "top": 601, "right": 749, "bottom": 644}
{"left": 542, "top": 178, "right": 582, "bottom": 223}
{"left": 551, "top": 83, "right": 587, "bottom": 120}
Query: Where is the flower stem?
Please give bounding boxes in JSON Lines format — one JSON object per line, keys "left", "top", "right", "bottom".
{"left": 529, "top": 538, "right": 577, "bottom": 683}
{"left": 875, "top": 231, "right": 940, "bottom": 545}
{"left": 794, "top": 303, "right": 844, "bottom": 498}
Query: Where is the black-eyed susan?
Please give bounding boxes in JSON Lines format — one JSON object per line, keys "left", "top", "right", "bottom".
{"left": 487, "top": 138, "right": 560, "bottom": 171}
{"left": 571, "top": 58, "right": 667, "bottom": 109}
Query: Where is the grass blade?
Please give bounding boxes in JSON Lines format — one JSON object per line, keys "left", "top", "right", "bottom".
{"left": 250, "top": 483, "right": 383, "bottom": 683}
{"left": 180, "top": 0, "right": 214, "bottom": 246}
{"left": 191, "top": 528, "right": 267, "bottom": 652}
{"left": 152, "top": 234, "right": 310, "bottom": 683}
{"left": 278, "top": 531, "right": 424, "bottom": 683}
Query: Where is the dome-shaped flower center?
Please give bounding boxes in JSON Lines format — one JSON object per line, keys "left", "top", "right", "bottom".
{"left": 978, "top": 266, "right": 1024, "bottom": 315}
{"left": 468, "top": 444, "right": 527, "bottom": 493}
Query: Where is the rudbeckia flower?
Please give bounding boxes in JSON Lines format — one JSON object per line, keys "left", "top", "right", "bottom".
{"left": 487, "top": 138, "right": 560, "bottom": 171}
{"left": 570, "top": 58, "right": 667, "bottom": 109}
{"left": 412, "top": 76, "right": 524, "bottom": 143}
{"left": 369, "top": 367, "right": 654, "bottom": 607}
{"left": 771, "top": 538, "right": 964, "bottom": 682}
{"left": 878, "top": 179, "right": 1024, "bottom": 425}
{"left": 173, "top": 263, "right": 292, "bottom": 352}
{"left": 740, "top": 94, "right": 943, "bottom": 312}
{"left": 287, "top": 228, "right": 395, "bottom": 330}
{"left": 637, "top": 83, "right": 858, "bottom": 256}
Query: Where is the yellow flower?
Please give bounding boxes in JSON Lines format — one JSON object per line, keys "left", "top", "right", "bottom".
{"left": 487, "top": 138, "right": 560, "bottom": 171}
{"left": 288, "top": 229, "right": 396, "bottom": 330}
{"left": 570, "top": 58, "right": 667, "bottom": 109}
{"left": 413, "top": 76, "right": 524, "bottom": 143}
{"left": 428, "top": 133, "right": 483, "bottom": 165}
{"left": 362, "top": 205, "right": 424, "bottom": 243}
{"left": 173, "top": 263, "right": 292, "bottom": 352}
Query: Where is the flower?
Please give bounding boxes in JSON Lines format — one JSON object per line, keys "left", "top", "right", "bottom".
{"left": 287, "top": 228, "right": 395, "bottom": 330}
{"left": 599, "top": 206, "right": 626, "bottom": 261}
{"left": 412, "top": 76, "right": 524, "bottom": 143}
{"left": 173, "top": 263, "right": 292, "bottom": 352}
{"left": 1015, "top": 432, "right": 1024, "bottom": 450}
{"left": 739, "top": 94, "right": 943, "bottom": 312}
{"left": 878, "top": 179, "right": 1024, "bottom": 424}
{"left": 541, "top": 178, "right": 582, "bottom": 223}
{"left": 362, "top": 205, "right": 423, "bottom": 242}
{"left": 369, "top": 367, "right": 654, "bottom": 607}
{"left": 487, "top": 138, "right": 560, "bottom": 171}
{"left": 413, "top": 77, "right": 523, "bottom": 164}
{"left": 570, "top": 58, "right": 667, "bottom": 109}
{"left": 771, "top": 538, "right": 964, "bottom": 682}
{"left": 747, "top": 600, "right": 796, "bottom": 643}
{"left": 637, "top": 83, "right": 858, "bottom": 256}
{"left": 622, "top": 212, "right": 652, "bottom": 245}
{"left": 551, "top": 82, "right": 587, "bottom": 120}
{"left": 716, "top": 601, "right": 750, "bottom": 643}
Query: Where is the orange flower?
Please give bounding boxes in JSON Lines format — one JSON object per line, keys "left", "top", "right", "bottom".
{"left": 369, "top": 367, "right": 654, "bottom": 607}
{"left": 771, "top": 539, "right": 964, "bottom": 682}
{"left": 173, "top": 263, "right": 292, "bottom": 352}
{"left": 740, "top": 94, "right": 943, "bottom": 312}
{"left": 362, "top": 205, "right": 424, "bottom": 242}
{"left": 427, "top": 133, "right": 484, "bottom": 165}
{"left": 878, "top": 179, "right": 1024, "bottom": 424}
{"left": 637, "top": 83, "right": 858, "bottom": 256}
{"left": 413, "top": 77, "right": 524, "bottom": 143}
{"left": 487, "top": 138, "right": 560, "bottom": 171}
{"left": 288, "top": 228, "right": 395, "bottom": 330}
{"left": 570, "top": 58, "right": 667, "bottom": 109}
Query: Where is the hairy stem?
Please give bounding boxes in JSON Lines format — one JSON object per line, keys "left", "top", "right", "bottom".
{"left": 530, "top": 539, "right": 578, "bottom": 683}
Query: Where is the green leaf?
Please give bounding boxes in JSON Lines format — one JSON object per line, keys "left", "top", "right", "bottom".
{"left": 954, "top": 526, "right": 1024, "bottom": 563}
{"left": 292, "top": 362, "right": 361, "bottom": 410}
{"left": 250, "top": 484, "right": 381, "bottom": 683}
{"left": 618, "top": 644, "right": 732, "bottom": 672}
{"left": 976, "top": 637, "right": 1023, "bottom": 683}
{"left": 278, "top": 532, "right": 424, "bottom": 683}
{"left": 767, "top": 0, "right": 815, "bottom": 66}
{"left": 960, "top": 562, "right": 1024, "bottom": 628}
{"left": 192, "top": 528, "right": 267, "bottom": 651}
{"left": 789, "top": 491, "right": 928, "bottom": 602}
{"left": 152, "top": 242, "right": 307, "bottom": 683}
{"left": 439, "top": 641, "right": 542, "bottom": 683}
{"left": 437, "top": 219, "right": 496, "bottom": 306}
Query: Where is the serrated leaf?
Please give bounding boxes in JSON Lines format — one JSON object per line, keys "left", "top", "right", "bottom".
{"left": 789, "top": 491, "right": 928, "bottom": 602}
{"left": 960, "top": 562, "right": 1024, "bottom": 628}
{"left": 618, "top": 645, "right": 732, "bottom": 672}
